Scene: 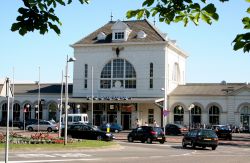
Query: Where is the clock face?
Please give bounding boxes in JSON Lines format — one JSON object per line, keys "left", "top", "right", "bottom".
{"left": 115, "top": 81, "right": 121, "bottom": 88}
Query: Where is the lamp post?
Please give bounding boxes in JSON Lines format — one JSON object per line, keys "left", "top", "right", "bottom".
{"left": 64, "top": 55, "right": 76, "bottom": 145}
{"left": 188, "top": 104, "right": 195, "bottom": 131}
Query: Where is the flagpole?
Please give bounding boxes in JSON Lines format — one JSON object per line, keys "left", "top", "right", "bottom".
{"left": 58, "top": 70, "right": 63, "bottom": 137}
{"left": 11, "top": 67, "right": 15, "bottom": 131}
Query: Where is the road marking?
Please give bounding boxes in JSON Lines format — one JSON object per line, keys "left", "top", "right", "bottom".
{"left": 0, "top": 158, "right": 101, "bottom": 163}
{"left": 14, "top": 153, "right": 91, "bottom": 158}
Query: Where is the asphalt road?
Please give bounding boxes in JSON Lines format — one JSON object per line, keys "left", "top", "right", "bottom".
{"left": 1, "top": 141, "right": 250, "bottom": 163}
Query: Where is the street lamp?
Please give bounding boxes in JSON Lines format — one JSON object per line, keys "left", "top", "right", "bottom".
{"left": 188, "top": 104, "right": 195, "bottom": 131}
{"left": 64, "top": 55, "right": 76, "bottom": 145}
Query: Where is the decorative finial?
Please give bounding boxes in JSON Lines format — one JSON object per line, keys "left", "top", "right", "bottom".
{"left": 110, "top": 12, "right": 113, "bottom": 21}
{"left": 153, "top": 17, "right": 156, "bottom": 26}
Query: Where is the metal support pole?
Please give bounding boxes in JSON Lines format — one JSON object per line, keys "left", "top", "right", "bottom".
{"left": 58, "top": 70, "right": 63, "bottom": 138}
{"left": 91, "top": 66, "right": 93, "bottom": 125}
{"left": 64, "top": 56, "right": 69, "bottom": 145}
{"left": 5, "top": 78, "right": 10, "bottom": 163}
{"left": 38, "top": 66, "right": 40, "bottom": 132}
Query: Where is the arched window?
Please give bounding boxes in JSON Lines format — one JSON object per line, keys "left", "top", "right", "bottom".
{"left": 13, "top": 103, "right": 21, "bottom": 122}
{"left": 173, "top": 105, "right": 184, "bottom": 125}
{"left": 48, "top": 103, "right": 58, "bottom": 121}
{"left": 1, "top": 103, "right": 7, "bottom": 122}
{"left": 172, "top": 63, "right": 180, "bottom": 82}
{"left": 24, "top": 103, "right": 31, "bottom": 120}
{"left": 100, "top": 59, "right": 136, "bottom": 89}
{"left": 209, "top": 105, "right": 220, "bottom": 125}
{"left": 240, "top": 105, "right": 250, "bottom": 130}
{"left": 191, "top": 105, "right": 202, "bottom": 127}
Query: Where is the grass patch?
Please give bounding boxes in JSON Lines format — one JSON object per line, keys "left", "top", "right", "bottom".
{"left": 0, "top": 140, "right": 117, "bottom": 151}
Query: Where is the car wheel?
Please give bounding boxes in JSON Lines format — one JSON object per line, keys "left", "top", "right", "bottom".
{"left": 28, "top": 127, "right": 33, "bottom": 131}
{"left": 97, "top": 136, "right": 102, "bottom": 141}
{"left": 141, "top": 139, "right": 145, "bottom": 143}
{"left": 47, "top": 127, "right": 52, "bottom": 132}
{"left": 191, "top": 141, "right": 196, "bottom": 149}
{"left": 202, "top": 146, "right": 206, "bottom": 149}
{"left": 159, "top": 140, "right": 165, "bottom": 144}
{"left": 182, "top": 141, "right": 187, "bottom": 148}
{"left": 114, "top": 129, "right": 119, "bottom": 133}
{"left": 212, "top": 146, "right": 217, "bottom": 150}
{"left": 128, "top": 136, "right": 134, "bottom": 142}
{"left": 228, "top": 136, "right": 232, "bottom": 141}
{"left": 20, "top": 126, "right": 24, "bottom": 130}
{"left": 146, "top": 137, "right": 152, "bottom": 144}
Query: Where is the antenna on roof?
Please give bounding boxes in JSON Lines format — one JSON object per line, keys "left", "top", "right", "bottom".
{"left": 153, "top": 17, "right": 156, "bottom": 25}
{"left": 110, "top": 12, "right": 113, "bottom": 21}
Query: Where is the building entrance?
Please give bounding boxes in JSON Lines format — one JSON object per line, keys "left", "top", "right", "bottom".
{"left": 121, "top": 113, "right": 131, "bottom": 130}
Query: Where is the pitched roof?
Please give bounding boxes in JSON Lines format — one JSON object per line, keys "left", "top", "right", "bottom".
{"left": 72, "top": 19, "right": 166, "bottom": 45}
{"left": 169, "top": 83, "right": 250, "bottom": 96}
{"left": 0, "top": 83, "right": 73, "bottom": 94}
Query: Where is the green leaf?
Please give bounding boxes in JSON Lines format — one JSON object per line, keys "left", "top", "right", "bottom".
{"left": 174, "top": 15, "right": 185, "bottom": 23}
{"left": 201, "top": 13, "right": 212, "bottom": 25}
{"left": 142, "top": 0, "right": 154, "bottom": 7}
{"left": 183, "top": 17, "right": 188, "bottom": 27}
{"left": 137, "top": 10, "right": 145, "bottom": 19}
{"left": 55, "top": 0, "right": 66, "bottom": 6}
{"left": 202, "top": 4, "right": 216, "bottom": 14}
{"left": 11, "top": 23, "right": 20, "bottom": 32}
{"left": 247, "top": 7, "right": 250, "bottom": 13}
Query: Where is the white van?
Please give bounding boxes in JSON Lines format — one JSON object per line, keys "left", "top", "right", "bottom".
{"left": 61, "top": 114, "right": 88, "bottom": 125}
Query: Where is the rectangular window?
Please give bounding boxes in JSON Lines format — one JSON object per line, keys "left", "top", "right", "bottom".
{"left": 149, "top": 63, "right": 153, "bottom": 88}
{"left": 148, "top": 109, "right": 154, "bottom": 124}
{"left": 84, "top": 79, "right": 87, "bottom": 88}
{"left": 150, "top": 79, "right": 153, "bottom": 89}
{"left": 100, "top": 80, "right": 111, "bottom": 89}
{"left": 84, "top": 64, "right": 88, "bottom": 88}
{"left": 115, "top": 32, "right": 124, "bottom": 39}
{"left": 125, "top": 80, "right": 136, "bottom": 88}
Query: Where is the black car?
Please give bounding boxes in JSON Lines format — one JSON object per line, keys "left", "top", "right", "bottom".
{"left": 99, "top": 123, "right": 123, "bottom": 133}
{"left": 182, "top": 129, "right": 218, "bottom": 150}
{"left": 61, "top": 124, "right": 114, "bottom": 141}
{"left": 165, "top": 124, "right": 188, "bottom": 135}
{"left": 127, "top": 126, "right": 165, "bottom": 144}
{"left": 212, "top": 125, "right": 232, "bottom": 140}
{"left": 18, "top": 119, "right": 38, "bottom": 130}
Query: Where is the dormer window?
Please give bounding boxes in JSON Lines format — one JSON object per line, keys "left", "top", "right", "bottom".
{"left": 97, "top": 32, "right": 106, "bottom": 40}
{"left": 115, "top": 32, "right": 124, "bottom": 40}
{"left": 137, "top": 30, "right": 147, "bottom": 39}
{"left": 111, "top": 20, "right": 131, "bottom": 42}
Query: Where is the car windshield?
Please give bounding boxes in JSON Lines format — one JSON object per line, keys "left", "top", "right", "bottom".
{"left": 198, "top": 130, "right": 217, "bottom": 137}
{"left": 153, "top": 127, "right": 163, "bottom": 133}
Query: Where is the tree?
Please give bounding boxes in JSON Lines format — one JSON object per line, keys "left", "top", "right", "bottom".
{"left": 126, "top": 0, "right": 250, "bottom": 53}
{"left": 11, "top": 0, "right": 249, "bottom": 53}
{"left": 11, "top": 0, "right": 89, "bottom": 35}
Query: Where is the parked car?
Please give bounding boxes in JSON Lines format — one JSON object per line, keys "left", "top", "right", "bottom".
{"left": 26, "top": 120, "right": 59, "bottom": 132}
{"left": 211, "top": 125, "right": 232, "bottom": 140}
{"left": 127, "top": 126, "right": 165, "bottom": 144}
{"left": 182, "top": 129, "right": 218, "bottom": 150}
{"left": 18, "top": 119, "right": 39, "bottom": 130}
{"left": 61, "top": 123, "right": 114, "bottom": 141}
{"left": 165, "top": 124, "right": 188, "bottom": 135}
{"left": 99, "top": 123, "right": 123, "bottom": 133}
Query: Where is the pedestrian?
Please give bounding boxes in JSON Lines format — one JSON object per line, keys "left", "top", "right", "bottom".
{"left": 135, "top": 119, "right": 140, "bottom": 128}
{"left": 153, "top": 120, "right": 158, "bottom": 127}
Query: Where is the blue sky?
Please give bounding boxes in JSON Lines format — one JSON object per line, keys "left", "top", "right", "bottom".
{"left": 0, "top": 0, "right": 249, "bottom": 84}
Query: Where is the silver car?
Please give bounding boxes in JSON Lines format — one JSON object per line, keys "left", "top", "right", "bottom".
{"left": 26, "top": 120, "right": 58, "bottom": 132}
